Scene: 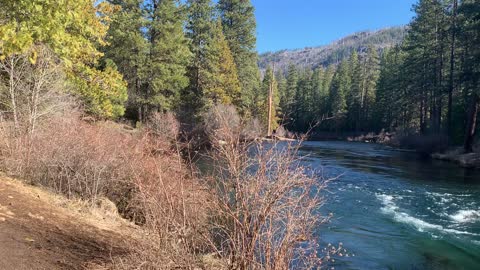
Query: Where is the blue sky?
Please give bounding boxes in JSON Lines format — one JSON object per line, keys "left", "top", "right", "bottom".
{"left": 253, "top": 0, "right": 417, "bottom": 53}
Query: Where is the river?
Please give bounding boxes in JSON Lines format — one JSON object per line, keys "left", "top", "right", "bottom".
{"left": 298, "top": 141, "right": 480, "bottom": 270}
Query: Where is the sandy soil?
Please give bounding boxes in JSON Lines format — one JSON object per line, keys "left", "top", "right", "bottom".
{"left": 0, "top": 176, "right": 135, "bottom": 270}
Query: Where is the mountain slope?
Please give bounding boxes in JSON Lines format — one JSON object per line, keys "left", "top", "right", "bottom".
{"left": 259, "top": 26, "right": 406, "bottom": 72}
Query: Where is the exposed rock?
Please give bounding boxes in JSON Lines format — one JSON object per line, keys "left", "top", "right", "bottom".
{"left": 432, "top": 150, "right": 480, "bottom": 169}
{"left": 457, "top": 153, "right": 480, "bottom": 168}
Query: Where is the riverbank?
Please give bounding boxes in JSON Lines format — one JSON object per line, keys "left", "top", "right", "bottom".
{"left": 308, "top": 131, "right": 480, "bottom": 169}
{"left": 432, "top": 149, "right": 480, "bottom": 169}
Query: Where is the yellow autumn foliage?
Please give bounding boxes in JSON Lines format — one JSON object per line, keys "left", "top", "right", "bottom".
{"left": 0, "top": 0, "right": 127, "bottom": 118}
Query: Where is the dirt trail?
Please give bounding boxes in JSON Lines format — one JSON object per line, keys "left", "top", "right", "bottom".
{"left": 0, "top": 176, "right": 134, "bottom": 270}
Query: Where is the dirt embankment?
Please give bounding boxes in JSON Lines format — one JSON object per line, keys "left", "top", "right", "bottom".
{"left": 0, "top": 176, "right": 138, "bottom": 270}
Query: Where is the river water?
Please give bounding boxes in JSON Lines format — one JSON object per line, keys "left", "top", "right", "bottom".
{"left": 298, "top": 141, "right": 480, "bottom": 270}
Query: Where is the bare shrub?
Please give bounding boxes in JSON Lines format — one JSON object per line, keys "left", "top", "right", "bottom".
{"left": 0, "top": 113, "right": 132, "bottom": 203}
{"left": 274, "top": 125, "right": 287, "bottom": 137}
{"left": 117, "top": 175, "right": 210, "bottom": 269}
{"left": 146, "top": 111, "right": 180, "bottom": 141}
{"left": 0, "top": 45, "right": 70, "bottom": 135}
{"left": 115, "top": 105, "right": 339, "bottom": 269}
{"left": 0, "top": 110, "right": 212, "bottom": 268}
{"left": 204, "top": 104, "right": 242, "bottom": 143}
{"left": 203, "top": 104, "right": 332, "bottom": 270}
{"left": 241, "top": 117, "right": 263, "bottom": 141}
{"left": 126, "top": 138, "right": 211, "bottom": 269}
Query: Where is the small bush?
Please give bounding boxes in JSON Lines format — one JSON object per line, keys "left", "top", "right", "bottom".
{"left": 205, "top": 104, "right": 263, "bottom": 142}
{"left": 204, "top": 104, "right": 242, "bottom": 142}
{"left": 274, "top": 125, "right": 287, "bottom": 137}
{"left": 146, "top": 112, "right": 180, "bottom": 141}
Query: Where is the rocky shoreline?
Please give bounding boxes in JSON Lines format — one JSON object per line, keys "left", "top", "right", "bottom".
{"left": 432, "top": 150, "right": 480, "bottom": 169}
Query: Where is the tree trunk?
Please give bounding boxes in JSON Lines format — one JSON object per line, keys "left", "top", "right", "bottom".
{"left": 420, "top": 98, "right": 425, "bottom": 134}
{"left": 267, "top": 67, "right": 274, "bottom": 137}
{"left": 464, "top": 93, "right": 479, "bottom": 153}
{"left": 7, "top": 58, "right": 19, "bottom": 131}
{"left": 447, "top": 0, "right": 457, "bottom": 143}
{"left": 437, "top": 34, "right": 444, "bottom": 134}
{"left": 138, "top": 106, "right": 143, "bottom": 123}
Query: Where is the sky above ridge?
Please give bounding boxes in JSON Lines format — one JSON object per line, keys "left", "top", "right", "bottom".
{"left": 253, "top": 0, "right": 417, "bottom": 53}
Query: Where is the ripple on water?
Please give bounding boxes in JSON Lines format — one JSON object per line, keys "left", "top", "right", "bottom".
{"left": 450, "top": 210, "right": 480, "bottom": 223}
{"left": 299, "top": 141, "right": 480, "bottom": 269}
{"left": 376, "top": 193, "right": 480, "bottom": 237}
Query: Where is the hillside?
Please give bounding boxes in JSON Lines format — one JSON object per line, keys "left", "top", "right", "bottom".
{"left": 258, "top": 26, "right": 406, "bottom": 72}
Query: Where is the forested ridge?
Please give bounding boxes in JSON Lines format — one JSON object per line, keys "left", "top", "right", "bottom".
{"left": 258, "top": 26, "right": 406, "bottom": 73}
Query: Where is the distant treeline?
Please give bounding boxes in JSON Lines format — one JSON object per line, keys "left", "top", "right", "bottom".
{"left": 272, "top": 0, "right": 480, "bottom": 152}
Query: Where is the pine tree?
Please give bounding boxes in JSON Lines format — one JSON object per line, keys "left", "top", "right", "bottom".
{"left": 203, "top": 20, "right": 241, "bottom": 108}
{"left": 276, "top": 70, "right": 287, "bottom": 119}
{"left": 295, "top": 69, "right": 314, "bottom": 131}
{"left": 446, "top": 0, "right": 459, "bottom": 141}
{"left": 312, "top": 67, "right": 326, "bottom": 118}
{"left": 217, "top": 0, "right": 260, "bottom": 115}
{"left": 403, "top": 0, "right": 448, "bottom": 133}
{"left": 375, "top": 48, "right": 397, "bottom": 131}
{"left": 458, "top": 0, "right": 480, "bottom": 152}
{"left": 329, "top": 60, "right": 350, "bottom": 131}
{"left": 146, "top": 0, "right": 191, "bottom": 114}
{"left": 282, "top": 64, "right": 299, "bottom": 122}
{"left": 321, "top": 65, "right": 336, "bottom": 108}
{"left": 185, "top": 0, "right": 240, "bottom": 117}
{"left": 363, "top": 46, "right": 380, "bottom": 130}
{"left": 347, "top": 51, "right": 362, "bottom": 131}
{"left": 184, "top": 0, "right": 214, "bottom": 118}
{"left": 104, "top": 0, "right": 148, "bottom": 120}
